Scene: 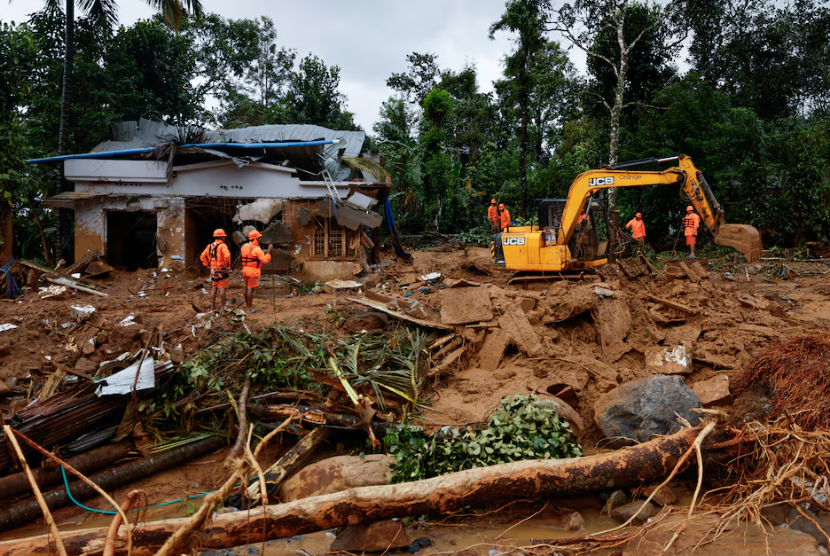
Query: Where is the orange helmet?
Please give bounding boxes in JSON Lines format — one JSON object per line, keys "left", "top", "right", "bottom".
{"left": 686, "top": 206, "right": 694, "bottom": 212}
{"left": 635, "top": 212, "right": 642, "bottom": 218}
{"left": 491, "top": 198, "right": 497, "bottom": 204}
{"left": 498, "top": 203, "right": 505, "bottom": 210}
{"left": 213, "top": 229, "right": 227, "bottom": 238}
{"left": 248, "top": 230, "right": 262, "bottom": 240}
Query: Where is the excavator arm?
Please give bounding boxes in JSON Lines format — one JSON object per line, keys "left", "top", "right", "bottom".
{"left": 557, "top": 155, "right": 761, "bottom": 261}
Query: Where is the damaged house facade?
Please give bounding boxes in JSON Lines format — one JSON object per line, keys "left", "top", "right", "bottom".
{"left": 39, "top": 119, "right": 387, "bottom": 281}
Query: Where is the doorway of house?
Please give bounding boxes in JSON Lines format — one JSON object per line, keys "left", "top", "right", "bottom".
{"left": 185, "top": 200, "right": 241, "bottom": 267}
{"left": 106, "top": 211, "right": 158, "bottom": 269}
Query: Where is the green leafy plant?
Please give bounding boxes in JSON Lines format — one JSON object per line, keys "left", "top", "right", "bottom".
{"left": 384, "top": 394, "right": 582, "bottom": 483}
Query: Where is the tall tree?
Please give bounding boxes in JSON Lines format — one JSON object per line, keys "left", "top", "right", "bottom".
{"left": 387, "top": 52, "right": 440, "bottom": 105}
{"left": 549, "top": 0, "right": 685, "bottom": 208}
{"left": 489, "top": 0, "right": 551, "bottom": 218}
{"left": 44, "top": 0, "right": 204, "bottom": 258}
{"left": 280, "top": 54, "right": 358, "bottom": 130}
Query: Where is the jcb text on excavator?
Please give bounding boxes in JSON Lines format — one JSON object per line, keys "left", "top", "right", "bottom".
{"left": 492, "top": 155, "right": 761, "bottom": 273}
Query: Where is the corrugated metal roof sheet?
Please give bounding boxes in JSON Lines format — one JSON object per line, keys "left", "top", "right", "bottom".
{"left": 98, "top": 118, "right": 366, "bottom": 180}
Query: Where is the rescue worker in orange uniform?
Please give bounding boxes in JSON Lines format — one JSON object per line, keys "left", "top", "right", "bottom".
{"left": 683, "top": 205, "right": 702, "bottom": 257}
{"left": 487, "top": 199, "right": 499, "bottom": 233}
{"left": 199, "top": 229, "right": 231, "bottom": 312}
{"left": 240, "top": 230, "right": 273, "bottom": 313}
{"left": 625, "top": 212, "right": 646, "bottom": 243}
{"left": 499, "top": 204, "right": 511, "bottom": 232}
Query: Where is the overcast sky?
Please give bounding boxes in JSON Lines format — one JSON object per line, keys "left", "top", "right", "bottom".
{"left": 2, "top": 1, "right": 594, "bottom": 131}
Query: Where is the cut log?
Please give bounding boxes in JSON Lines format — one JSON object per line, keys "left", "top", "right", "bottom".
{"left": 0, "top": 426, "right": 738, "bottom": 556}
{"left": 0, "top": 436, "right": 225, "bottom": 533}
{"left": 0, "top": 441, "right": 133, "bottom": 502}
{"left": 645, "top": 294, "right": 698, "bottom": 315}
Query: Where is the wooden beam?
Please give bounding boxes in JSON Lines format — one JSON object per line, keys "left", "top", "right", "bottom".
{"left": 346, "top": 297, "right": 453, "bottom": 330}
{"left": 645, "top": 294, "right": 698, "bottom": 315}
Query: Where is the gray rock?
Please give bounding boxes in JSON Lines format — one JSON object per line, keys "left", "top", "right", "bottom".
{"left": 593, "top": 375, "right": 702, "bottom": 445}
{"left": 610, "top": 501, "right": 659, "bottom": 525}
{"left": 788, "top": 506, "right": 830, "bottom": 547}
{"left": 603, "top": 490, "right": 629, "bottom": 515}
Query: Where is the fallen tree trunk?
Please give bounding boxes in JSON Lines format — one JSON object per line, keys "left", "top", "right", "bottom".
{"left": 0, "top": 426, "right": 737, "bottom": 556}
{"left": 0, "top": 436, "right": 224, "bottom": 533}
{"left": 0, "top": 441, "right": 133, "bottom": 502}
{"left": 252, "top": 404, "right": 392, "bottom": 435}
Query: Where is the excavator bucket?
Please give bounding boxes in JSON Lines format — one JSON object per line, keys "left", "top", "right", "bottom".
{"left": 715, "top": 224, "right": 762, "bottom": 262}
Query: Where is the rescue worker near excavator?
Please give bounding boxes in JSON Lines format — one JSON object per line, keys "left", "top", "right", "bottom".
{"left": 499, "top": 203, "right": 511, "bottom": 232}
{"left": 625, "top": 212, "right": 646, "bottom": 243}
{"left": 200, "top": 229, "right": 231, "bottom": 312}
{"left": 241, "top": 229, "right": 273, "bottom": 313}
{"left": 488, "top": 199, "right": 499, "bottom": 233}
{"left": 683, "top": 205, "right": 702, "bottom": 257}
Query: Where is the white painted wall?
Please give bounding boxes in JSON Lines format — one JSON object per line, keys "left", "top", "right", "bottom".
{"left": 67, "top": 159, "right": 351, "bottom": 198}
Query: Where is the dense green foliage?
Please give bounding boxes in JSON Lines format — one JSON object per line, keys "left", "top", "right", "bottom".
{"left": 383, "top": 395, "right": 582, "bottom": 482}
{"left": 1, "top": 0, "right": 829, "bottom": 260}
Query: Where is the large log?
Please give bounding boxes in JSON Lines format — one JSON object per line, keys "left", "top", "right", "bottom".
{"left": 0, "top": 441, "right": 133, "bottom": 502}
{"left": 0, "top": 436, "right": 225, "bottom": 533}
{"left": 0, "top": 426, "right": 734, "bottom": 556}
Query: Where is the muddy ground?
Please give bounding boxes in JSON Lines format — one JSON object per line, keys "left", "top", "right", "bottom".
{"left": 0, "top": 246, "right": 829, "bottom": 554}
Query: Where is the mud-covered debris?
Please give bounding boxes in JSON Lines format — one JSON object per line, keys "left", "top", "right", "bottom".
{"left": 691, "top": 374, "right": 731, "bottom": 405}
{"left": 499, "top": 305, "right": 544, "bottom": 356}
{"left": 70, "top": 305, "right": 96, "bottom": 321}
{"left": 323, "top": 279, "right": 362, "bottom": 293}
{"left": 477, "top": 328, "right": 513, "bottom": 369}
{"left": 645, "top": 345, "right": 692, "bottom": 375}
{"left": 39, "top": 285, "right": 67, "bottom": 299}
{"left": 592, "top": 297, "right": 632, "bottom": 362}
{"left": 331, "top": 521, "right": 409, "bottom": 552}
{"left": 642, "top": 484, "right": 677, "bottom": 506}
{"left": 96, "top": 357, "right": 155, "bottom": 396}
{"left": 611, "top": 500, "right": 658, "bottom": 524}
{"left": 439, "top": 287, "right": 493, "bottom": 325}
{"left": 279, "top": 454, "right": 394, "bottom": 502}
{"left": 0, "top": 323, "right": 17, "bottom": 333}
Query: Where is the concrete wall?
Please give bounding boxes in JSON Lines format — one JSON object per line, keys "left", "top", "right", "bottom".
{"left": 74, "top": 196, "right": 186, "bottom": 269}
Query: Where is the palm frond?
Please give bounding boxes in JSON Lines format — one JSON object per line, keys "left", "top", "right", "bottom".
{"left": 342, "top": 157, "right": 388, "bottom": 182}
{"left": 145, "top": 0, "right": 203, "bottom": 30}
{"left": 77, "top": 0, "right": 118, "bottom": 27}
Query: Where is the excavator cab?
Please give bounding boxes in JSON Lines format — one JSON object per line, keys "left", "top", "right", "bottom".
{"left": 538, "top": 198, "right": 612, "bottom": 262}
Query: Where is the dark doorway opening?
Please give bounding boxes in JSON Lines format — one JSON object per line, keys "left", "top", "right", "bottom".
{"left": 185, "top": 199, "right": 242, "bottom": 269}
{"left": 106, "top": 211, "right": 158, "bottom": 269}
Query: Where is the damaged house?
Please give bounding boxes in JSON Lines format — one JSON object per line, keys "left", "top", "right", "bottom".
{"left": 35, "top": 119, "right": 387, "bottom": 281}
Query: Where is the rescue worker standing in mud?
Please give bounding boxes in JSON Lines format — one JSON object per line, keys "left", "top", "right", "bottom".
{"left": 241, "top": 230, "right": 273, "bottom": 313}
{"left": 683, "top": 205, "right": 701, "bottom": 257}
{"left": 499, "top": 203, "right": 511, "bottom": 232}
{"left": 625, "top": 212, "right": 646, "bottom": 243}
{"left": 199, "top": 229, "right": 231, "bottom": 312}
{"left": 488, "top": 199, "right": 499, "bottom": 233}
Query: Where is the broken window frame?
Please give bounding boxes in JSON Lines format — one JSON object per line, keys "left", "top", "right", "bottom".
{"left": 311, "top": 217, "right": 357, "bottom": 260}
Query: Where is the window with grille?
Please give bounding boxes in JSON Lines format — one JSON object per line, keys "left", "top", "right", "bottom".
{"left": 312, "top": 218, "right": 358, "bottom": 259}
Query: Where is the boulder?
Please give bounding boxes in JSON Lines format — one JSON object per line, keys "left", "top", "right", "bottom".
{"left": 642, "top": 484, "right": 677, "bottom": 506}
{"left": 330, "top": 520, "right": 408, "bottom": 552}
{"left": 610, "top": 501, "right": 658, "bottom": 525}
{"left": 279, "top": 454, "right": 394, "bottom": 502}
{"left": 691, "top": 375, "right": 731, "bottom": 405}
{"left": 594, "top": 375, "right": 702, "bottom": 445}
{"left": 602, "top": 490, "right": 629, "bottom": 515}
{"left": 788, "top": 506, "right": 830, "bottom": 548}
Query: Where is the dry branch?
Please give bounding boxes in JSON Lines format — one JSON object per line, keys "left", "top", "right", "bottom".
{"left": 0, "top": 425, "right": 737, "bottom": 556}
{"left": 223, "top": 377, "right": 251, "bottom": 467}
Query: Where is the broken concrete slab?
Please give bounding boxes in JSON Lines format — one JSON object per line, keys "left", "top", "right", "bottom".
{"left": 347, "top": 297, "right": 452, "bottom": 330}
{"left": 335, "top": 202, "right": 383, "bottom": 231}
{"left": 259, "top": 222, "right": 293, "bottom": 245}
{"left": 439, "top": 287, "right": 494, "bottom": 325}
{"left": 323, "top": 279, "right": 362, "bottom": 293}
{"left": 85, "top": 260, "right": 114, "bottom": 278}
{"left": 235, "top": 198, "right": 283, "bottom": 223}
{"left": 297, "top": 206, "right": 312, "bottom": 226}
{"left": 645, "top": 345, "right": 692, "bottom": 375}
{"left": 477, "top": 328, "right": 513, "bottom": 369}
{"left": 499, "top": 305, "right": 543, "bottom": 357}
{"left": 318, "top": 198, "right": 334, "bottom": 217}
{"left": 663, "top": 324, "right": 701, "bottom": 348}
{"left": 690, "top": 374, "right": 731, "bottom": 405}
{"left": 70, "top": 305, "right": 96, "bottom": 321}
{"left": 343, "top": 191, "right": 378, "bottom": 211}
{"left": 241, "top": 225, "right": 256, "bottom": 239}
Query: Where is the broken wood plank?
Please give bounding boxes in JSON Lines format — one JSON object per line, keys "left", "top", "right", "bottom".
{"left": 346, "top": 297, "right": 453, "bottom": 330}
{"left": 427, "top": 346, "right": 467, "bottom": 378}
{"left": 64, "top": 252, "right": 96, "bottom": 276}
{"left": 46, "top": 278, "right": 108, "bottom": 297}
{"left": 0, "top": 426, "right": 739, "bottom": 556}
{"left": 678, "top": 261, "right": 700, "bottom": 283}
{"left": 645, "top": 294, "right": 698, "bottom": 315}
{"left": 16, "top": 259, "right": 104, "bottom": 291}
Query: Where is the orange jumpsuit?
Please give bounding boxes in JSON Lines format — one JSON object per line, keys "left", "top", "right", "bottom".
{"left": 488, "top": 205, "right": 498, "bottom": 228}
{"left": 625, "top": 218, "right": 646, "bottom": 241}
{"left": 499, "top": 208, "right": 511, "bottom": 231}
{"left": 241, "top": 239, "right": 271, "bottom": 289}
{"left": 199, "top": 240, "right": 231, "bottom": 289}
{"left": 683, "top": 213, "right": 701, "bottom": 245}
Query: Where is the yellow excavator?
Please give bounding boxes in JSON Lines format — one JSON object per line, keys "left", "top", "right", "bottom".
{"left": 492, "top": 155, "right": 762, "bottom": 273}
